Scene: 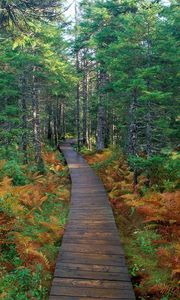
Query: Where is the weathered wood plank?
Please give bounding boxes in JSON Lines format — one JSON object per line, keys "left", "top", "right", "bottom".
{"left": 61, "top": 243, "right": 124, "bottom": 255}
{"left": 62, "top": 238, "right": 121, "bottom": 246}
{"left": 63, "top": 231, "right": 119, "bottom": 238}
{"left": 52, "top": 278, "right": 132, "bottom": 289}
{"left": 55, "top": 263, "right": 128, "bottom": 273}
{"left": 49, "top": 297, "right": 135, "bottom": 300}
{"left": 50, "top": 286, "right": 135, "bottom": 298}
{"left": 57, "top": 252, "right": 126, "bottom": 266}
{"left": 54, "top": 269, "right": 130, "bottom": 281}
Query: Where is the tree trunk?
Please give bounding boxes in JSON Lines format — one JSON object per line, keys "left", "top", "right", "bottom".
{"left": 146, "top": 106, "right": 152, "bottom": 157}
{"left": 53, "top": 98, "right": 58, "bottom": 145}
{"left": 82, "top": 49, "right": 88, "bottom": 146}
{"left": 104, "top": 109, "right": 110, "bottom": 147}
{"left": 62, "top": 104, "right": 66, "bottom": 139}
{"left": 128, "top": 88, "right": 138, "bottom": 188}
{"left": 75, "top": 1, "right": 81, "bottom": 150}
{"left": 57, "top": 101, "right": 62, "bottom": 140}
{"left": 76, "top": 51, "right": 81, "bottom": 150}
{"left": 146, "top": 22, "right": 152, "bottom": 158}
{"left": 19, "top": 72, "right": 28, "bottom": 164}
{"left": 47, "top": 101, "right": 53, "bottom": 143}
{"left": 31, "top": 67, "right": 44, "bottom": 170}
{"left": 96, "top": 69, "right": 106, "bottom": 151}
{"left": 128, "top": 89, "right": 138, "bottom": 156}
{"left": 96, "top": 105, "right": 105, "bottom": 151}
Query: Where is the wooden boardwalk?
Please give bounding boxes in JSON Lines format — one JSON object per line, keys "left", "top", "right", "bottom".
{"left": 49, "top": 142, "right": 136, "bottom": 300}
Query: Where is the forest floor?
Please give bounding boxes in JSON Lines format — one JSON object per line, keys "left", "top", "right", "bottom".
{"left": 0, "top": 148, "right": 70, "bottom": 299}
{"left": 83, "top": 148, "right": 179, "bottom": 300}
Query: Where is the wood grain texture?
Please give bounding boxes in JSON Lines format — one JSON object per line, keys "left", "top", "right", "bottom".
{"left": 49, "top": 142, "right": 135, "bottom": 300}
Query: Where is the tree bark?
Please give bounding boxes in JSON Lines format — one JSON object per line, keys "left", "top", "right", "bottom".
{"left": 146, "top": 21, "right": 152, "bottom": 158}
{"left": 31, "top": 67, "right": 44, "bottom": 170}
{"left": 75, "top": 0, "right": 81, "bottom": 150}
{"left": 57, "top": 103, "right": 62, "bottom": 140}
{"left": 82, "top": 49, "right": 88, "bottom": 146}
{"left": 128, "top": 89, "right": 138, "bottom": 156}
{"left": 19, "top": 72, "right": 28, "bottom": 164}
{"left": 53, "top": 98, "right": 58, "bottom": 145}
{"left": 57, "top": 101, "right": 62, "bottom": 140}
{"left": 128, "top": 88, "right": 138, "bottom": 188}
{"left": 96, "top": 105, "right": 105, "bottom": 151}
{"left": 96, "top": 69, "right": 106, "bottom": 151}
{"left": 47, "top": 101, "right": 53, "bottom": 143}
{"left": 61, "top": 103, "right": 66, "bottom": 139}
{"left": 76, "top": 51, "right": 81, "bottom": 150}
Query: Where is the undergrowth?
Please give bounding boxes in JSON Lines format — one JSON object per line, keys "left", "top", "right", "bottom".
{"left": 83, "top": 148, "right": 179, "bottom": 300}
{"left": 0, "top": 149, "right": 70, "bottom": 299}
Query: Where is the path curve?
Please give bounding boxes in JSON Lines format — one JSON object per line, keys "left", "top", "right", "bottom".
{"left": 49, "top": 142, "right": 135, "bottom": 300}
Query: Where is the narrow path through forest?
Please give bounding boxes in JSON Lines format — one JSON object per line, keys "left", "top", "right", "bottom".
{"left": 49, "top": 141, "right": 135, "bottom": 300}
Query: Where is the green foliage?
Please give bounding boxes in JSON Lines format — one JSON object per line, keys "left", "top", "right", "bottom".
{"left": 92, "top": 152, "right": 119, "bottom": 171}
{"left": 0, "top": 265, "right": 48, "bottom": 300}
{"left": 128, "top": 154, "right": 180, "bottom": 190}
{"left": 0, "top": 160, "right": 28, "bottom": 186}
{"left": 135, "top": 230, "right": 159, "bottom": 255}
{"left": 80, "top": 146, "right": 96, "bottom": 155}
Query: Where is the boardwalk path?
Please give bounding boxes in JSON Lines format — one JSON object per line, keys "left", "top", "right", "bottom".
{"left": 49, "top": 142, "right": 136, "bottom": 300}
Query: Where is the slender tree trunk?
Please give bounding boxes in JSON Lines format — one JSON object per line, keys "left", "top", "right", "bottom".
{"left": 57, "top": 100, "right": 62, "bottom": 140}
{"left": 128, "top": 88, "right": 138, "bottom": 189}
{"left": 47, "top": 102, "right": 53, "bottom": 143}
{"left": 146, "top": 105, "right": 152, "bottom": 157}
{"left": 62, "top": 104, "right": 66, "bottom": 139}
{"left": 97, "top": 105, "right": 105, "bottom": 151}
{"left": 53, "top": 98, "right": 58, "bottom": 145}
{"left": 104, "top": 109, "right": 110, "bottom": 147}
{"left": 128, "top": 89, "right": 138, "bottom": 156}
{"left": 82, "top": 49, "right": 88, "bottom": 146}
{"left": 96, "top": 69, "right": 106, "bottom": 151}
{"left": 31, "top": 67, "right": 44, "bottom": 170}
{"left": 146, "top": 22, "right": 152, "bottom": 158}
{"left": 76, "top": 51, "right": 81, "bottom": 150}
{"left": 75, "top": 0, "right": 81, "bottom": 150}
{"left": 19, "top": 72, "right": 28, "bottom": 163}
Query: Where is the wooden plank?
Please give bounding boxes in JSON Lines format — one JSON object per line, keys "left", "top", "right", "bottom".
{"left": 69, "top": 209, "right": 112, "bottom": 213}
{"left": 68, "top": 217, "right": 114, "bottom": 221}
{"left": 64, "top": 231, "right": 119, "bottom": 238}
{"left": 69, "top": 208, "right": 112, "bottom": 211}
{"left": 52, "top": 278, "right": 132, "bottom": 289}
{"left": 54, "top": 269, "right": 130, "bottom": 281}
{"left": 58, "top": 252, "right": 126, "bottom": 266}
{"left": 49, "top": 297, "right": 134, "bottom": 300}
{"left": 55, "top": 263, "right": 128, "bottom": 273}
{"left": 61, "top": 243, "right": 124, "bottom": 255}
{"left": 50, "top": 286, "right": 135, "bottom": 298}
{"left": 67, "top": 220, "right": 115, "bottom": 226}
{"left": 62, "top": 238, "right": 121, "bottom": 246}
{"left": 68, "top": 216, "right": 113, "bottom": 220}
{"left": 64, "top": 229, "right": 119, "bottom": 234}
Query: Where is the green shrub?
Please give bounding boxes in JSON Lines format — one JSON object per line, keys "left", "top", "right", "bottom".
{"left": 128, "top": 154, "right": 180, "bottom": 190}
{"left": 0, "top": 265, "right": 48, "bottom": 300}
{"left": 1, "top": 160, "right": 28, "bottom": 185}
